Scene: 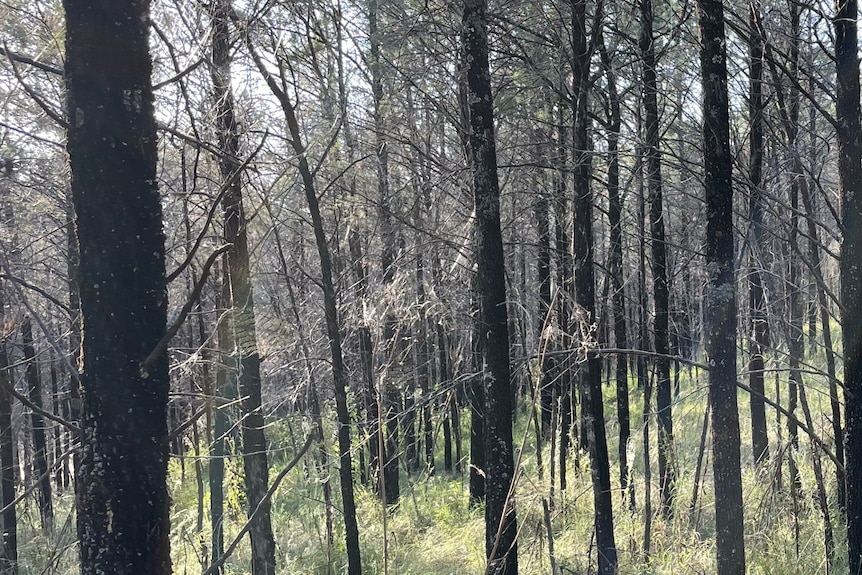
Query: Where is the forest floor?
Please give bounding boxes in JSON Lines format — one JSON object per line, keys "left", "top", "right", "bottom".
{"left": 13, "top": 361, "right": 845, "bottom": 574}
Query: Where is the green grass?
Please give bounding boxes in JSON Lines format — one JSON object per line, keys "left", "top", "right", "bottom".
{"left": 161, "top": 353, "right": 847, "bottom": 575}
{"left": 13, "top": 345, "right": 846, "bottom": 574}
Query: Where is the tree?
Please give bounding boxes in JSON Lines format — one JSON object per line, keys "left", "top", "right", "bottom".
{"left": 463, "top": 0, "right": 518, "bottom": 572}
{"left": 837, "top": 0, "right": 862, "bottom": 569}
{"left": 22, "top": 317, "right": 51, "bottom": 533}
{"left": 640, "top": 0, "right": 674, "bottom": 516}
{"left": 568, "top": 2, "right": 617, "bottom": 572}
{"left": 62, "top": 0, "right": 171, "bottom": 572}
{"left": 696, "top": 0, "right": 745, "bottom": 572}
{"left": 242, "top": 12, "right": 363, "bottom": 573}
{"left": 746, "top": 0, "right": 769, "bottom": 466}
{"left": 209, "top": 3, "right": 277, "bottom": 572}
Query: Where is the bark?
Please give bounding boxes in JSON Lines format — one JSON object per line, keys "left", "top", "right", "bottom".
{"left": 747, "top": 1, "right": 769, "bottom": 464}
{"left": 210, "top": 4, "right": 276, "bottom": 573}
{"left": 22, "top": 318, "right": 52, "bottom": 533}
{"left": 640, "top": 0, "right": 673, "bottom": 516}
{"left": 598, "top": 32, "right": 632, "bottom": 509}
{"left": 697, "top": 0, "right": 746, "bottom": 572}
{"left": 63, "top": 1, "right": 171, "bottom": 571}
{"left": 463, "top": 0, "right": 518, "bottom": 571}
{"left": 571, "top": 3, "right": 617, "bottom": 573}
{"left": 209, "top": 266, "right": 232, "bottom": 574}
{"left": 837, "top": 0, "right": 862, "bottom": 569}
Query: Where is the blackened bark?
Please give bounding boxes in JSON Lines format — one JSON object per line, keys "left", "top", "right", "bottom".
{"left": 209, "top": 267, "right": 232, "bottom": 574}
{"left": 534, "top": 193, "right": 552, "bottom": 439}
{"left": 571, "top": 3, "right": 617, "bottom": 573}
{"left": 463, "top": 1, "right": 518, "bottom": 572}
{"left": 640, "top": 0, "right": 673, "bottom": 517}
{"left": 747, "top": 2, "right": 769, "bottom": 464}
{"left": 63, "top": 0, "right": 171, "bottom": 572}
{"left": 210, "top": 4, "right": 276, "bottom": 573}
{"left": 553, "top": 105, "right": 574, "bottom": 492}
{"left": 697, "top": 0, "right": 746, "bottom": 572}
{"left": 598, "top": 33, "right": 632, "bottom": 509}
{"left": 22, "top": 318, "right": 52, "bottom": 532}
{"left": 469, "top": 273, "right": 486, "bottom": 504}
{"left": 837, "top": 0, "right": 862, "bottom": 569}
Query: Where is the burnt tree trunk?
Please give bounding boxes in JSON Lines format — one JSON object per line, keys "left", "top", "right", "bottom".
{"left": 571, "top": 3, "right": 617, "bottom": 573}
{"left": 463, "top": 0, "right": 518, "bottom": 571}
{"left": 837, "top": 0, "right": 862, "bottom": 570}
{"left": 697, "top": 0, "right": 746, "bottom": 572}
{"left": 640, "top": 0, "right": 674, "bottom": 517}
{"left": 63, "top": 1, "right": 171, "bottom": 572}
{"left": 747, "top": 0, "right": 769, "bottom": 465}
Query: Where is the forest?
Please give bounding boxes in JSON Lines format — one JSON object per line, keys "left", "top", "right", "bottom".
{"left": 0, "top": 0, "right": 860, "bottom": 573}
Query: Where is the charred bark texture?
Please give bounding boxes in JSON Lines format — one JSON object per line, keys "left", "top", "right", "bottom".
{"left": 63, "top": 1, "right": 171, "bottom": 572}
{"left": 697, "top": 0, "right": 746, "bottom": 572}
{"left": 463, "top": 0, "right": 518, "bottom": 571}
{"left": 837, "top": 0, "right": 862, "bottom": 570}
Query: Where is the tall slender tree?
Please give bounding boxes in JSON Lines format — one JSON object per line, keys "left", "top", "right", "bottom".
{"left": 640, "top": 0, "right": 674, "bottom": 516}
{"left": 463, "top": 0, "right": 518, "bottom": 571}
{"left": 22, "top": 317, "right": 51, "bottom": 533}
{"left": 837, "top": 0, "right": 862, "bottom": 569}
{"left": 210, "top": 3, "right": 277, "bottom": 572}
{"left": 747, "top": 0, "right": 769, "bottom": 464}
{"left": 697, "top": 0, "right": 745, "bottom": 572}
{"left": 570, "top": 3, "right": 617, "bottom": 573}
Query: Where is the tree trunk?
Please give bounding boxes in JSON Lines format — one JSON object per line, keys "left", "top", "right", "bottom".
{"left": 209, "top": 264, "right": 232, "bottom": 575}
{"left": 210, "top": 4, "right": 276, "bottom": 573}
{"left": 63, "top": 1, "right": 171, "bottom": 571}
{"left": 836, "top": 0, "right": 862, "bottom": 569}
{"left": 598, "top": 32, "right": 632, "bottom": 510}
{"left": 747, "top": 1, "right": 769, "bottom": 464}
{"left": 640, "top": 0, "right": 673, "bottom": 517}
{"left": 571, "top": 3, "right": 617, "bottom": 573}
{"left": 22, "top": 318, "right": 52, "bottom": 533}
{"left": 243, "top": 24, "right": 364, "bottom": 572}
{"left": 463, "top": 0, "right": 518, "bottom": 571}
{"left": 697, "top": 1, "right": 746, "bottom": 572}
{"left": 368, "top": 0, "right": 400, "bottom": 504}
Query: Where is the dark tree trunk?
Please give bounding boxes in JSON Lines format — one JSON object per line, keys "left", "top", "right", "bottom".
{"left": 571, "top": 3, "right": 617, "bottom": 573}
{"left": 49, "top": 354, "right": 64, "bottom": 492}
{"left": 598, "top": 32, "right": 632, "bottom": 510}
{"left": 697, "top": 0, "right": 746, "bottom": 572}
{"left": 553, "top": 104, "right": 575, "bottom": 492}
{"left": 837, "top": 0, "right": 862, "bottom": 569}
{"left": 63, "top": 1, "right": 171, "bottom": 572}
{"left": 747, "top": 1, "right": 769, "bottom": 464}
{"left": 469, "top": 274, "right": 486, "bottom": 504}
{"left": 210, "top": 4, "right": 276, "bottom": 573}
{"left": 640, "top": 0, "right": 673, "bottom": 517}
{"left": 22, "top": 318, "right": 52, "bottom": 533}
{"left": 463, "top": 0, "right": 518, "bottom": 571}
{"left": 534, "top": 190, "right": 553, "bottom": 440}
